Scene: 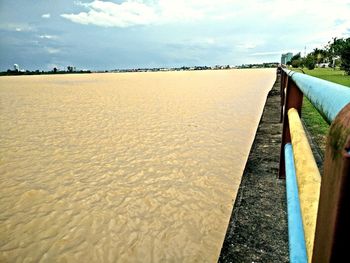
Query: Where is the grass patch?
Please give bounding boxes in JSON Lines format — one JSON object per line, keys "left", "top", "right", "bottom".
{"left": 302, "top": 68, "right": 350, "bottom": 87}
{"left": 301, "top": 98, "right": 329, "bottom": 152}
{"left": 289, "top": 67, "right": 350, "bottom": 154}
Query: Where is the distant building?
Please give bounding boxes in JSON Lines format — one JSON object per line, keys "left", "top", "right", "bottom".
{"left": 281, "top": 53, "right": 293, "bottom": 64}
{"left": 14, "top": 64, "right": 19, "bottom": 72}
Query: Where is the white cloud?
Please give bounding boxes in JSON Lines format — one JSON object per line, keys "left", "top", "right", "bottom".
{"left": 237, "top": 43, "right": 259, "bottom": 50}
{"left": 61, "top": 1, "right": 157, "bottom": 27}
{"left": 19, "top": 0, "right": 349, "bottom": 68}
{"left": 204, "top": 38, "right": 215, "bottom": 45}
{"left": 60, "top": 0, "right": 237, "bottom": 27}
{"left": 39, "top": 34, "right": 57, "bottom": 39}
{"left": 0, "top": 23, "right": 34, "bottom": 32}
{"left": 59, "top": 0, "right": 350, "bottom": 48}
{"left": 42, "top": 13, "right": 51, "bottom": 19}
{"left": 250, "top": 51, "right": 295, "bottom": 56}
{"left": 46, "top": 47, "right": 60, "bottom": 54}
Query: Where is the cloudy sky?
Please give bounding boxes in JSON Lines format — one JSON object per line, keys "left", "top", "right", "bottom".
{"left": 0, "top": 0, "right": 350, "bottom": 71}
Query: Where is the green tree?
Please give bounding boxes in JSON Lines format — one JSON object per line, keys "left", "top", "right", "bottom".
{"left": 291, "top": 52, "right": 301, "bottom": 61}
{"left": 291, "top": 52, "right": 303, "bottom": 68}
{"left": 328, "top": 38, "right": 345, "bottom": 56}
{"left": 304, "top": 53, "right": 316, "bottom": 70}
{"left": 313, "top": 48, "right": 328, "bottom": 64}
{"left": 292, "top": 59, "right": 301, "bottom": 68}
{"left": 341, "top": 42, "right": 350, "bottom": 74}
{"left": 327, "top": 37, "right": 350, "bottom": 74}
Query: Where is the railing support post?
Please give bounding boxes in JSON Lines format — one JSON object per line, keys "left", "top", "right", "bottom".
{"left": 280, "top": 69, "right": 288, "bottom": 123}
{"left": 312, "top": 103, "right": 350, "bottom": 262}
{"left": 278, "top": 77, "right": 303, "bottom": 178}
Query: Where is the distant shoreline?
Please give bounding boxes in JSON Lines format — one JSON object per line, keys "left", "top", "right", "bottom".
{"left": 0, "top": 70, "right": 92, "bottom": 77}
{"left": 0, "top": 62, "right": 278, "bottom": 76}
{"left": 0, "top": 63, "right": 279, "bottom": 77}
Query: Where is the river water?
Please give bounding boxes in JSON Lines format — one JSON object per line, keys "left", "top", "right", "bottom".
{"left": 0, "top": 69, "right": 276, "bottom": 262}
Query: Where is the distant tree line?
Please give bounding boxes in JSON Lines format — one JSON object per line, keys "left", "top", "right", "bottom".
{"left": 1, "top": 68, "right": 91, "bottom": 76}
{"left": 288, "top": 37, "right": 350, "bottom": 74}
{"left": 238, "top": 62, "right": 278, "bottom": 69}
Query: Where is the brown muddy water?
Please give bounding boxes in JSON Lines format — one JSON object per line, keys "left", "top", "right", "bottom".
{"left": 0, "top": 69, "right": 276, "bottom": 263}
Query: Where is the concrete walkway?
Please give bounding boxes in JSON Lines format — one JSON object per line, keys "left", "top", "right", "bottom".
{"left": 219, "top": 75, "right": 289, "bottom": 262}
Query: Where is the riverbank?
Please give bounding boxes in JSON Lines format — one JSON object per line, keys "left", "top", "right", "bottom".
{"left": 219, "top": 74, "right": 289, "bottom": 262}
{"left": 218, "top": 72, "right": 326, "bottom": 262}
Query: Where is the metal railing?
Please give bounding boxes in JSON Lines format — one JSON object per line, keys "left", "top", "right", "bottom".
{"left": 278, "top": 67, "right": 350, "bottom": 263}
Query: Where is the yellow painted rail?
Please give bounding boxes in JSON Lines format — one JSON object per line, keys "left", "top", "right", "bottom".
{"left": 288, "top": 108, "right": 321, "bottom": 261}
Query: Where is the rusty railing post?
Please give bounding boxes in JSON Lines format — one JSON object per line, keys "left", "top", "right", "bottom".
{"left": 280, "top": 70, "right": 288, "bottom": 123}
{"left": 278, "top": 75, "right": 304, "bottom": 178}
{"left": 312, "top": 103, "right": 350, "bottom": 262}
{"left": 280, "top": 69, "right": 284, "bottom": 122}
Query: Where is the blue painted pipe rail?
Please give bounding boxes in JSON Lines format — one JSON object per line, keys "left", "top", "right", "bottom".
{"left": 282, "top": 69, "right": 350, "bottom": 124}
{"left": 285, "top": 143, "right": 308, "bottom": 263}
